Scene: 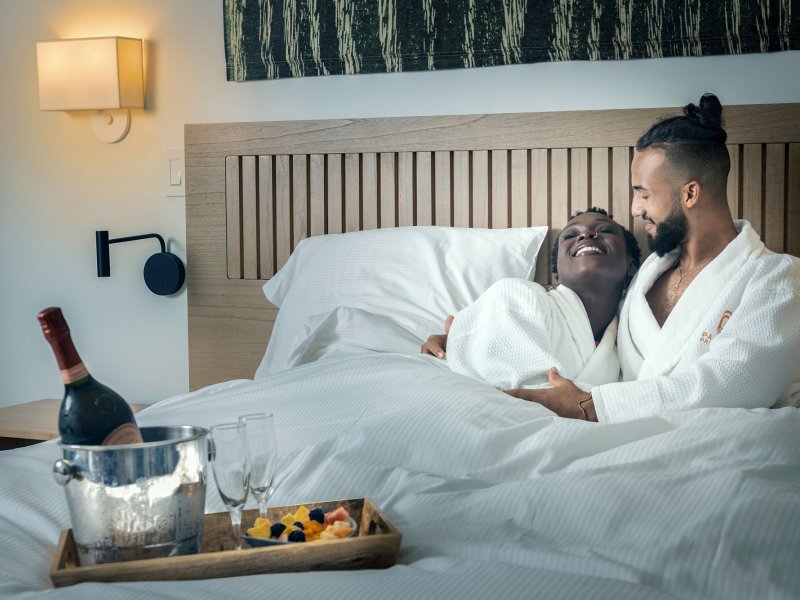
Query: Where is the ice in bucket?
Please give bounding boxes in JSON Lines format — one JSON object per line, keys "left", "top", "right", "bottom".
{"left": 53, "top": 426, "right": 208, "bottom": 565}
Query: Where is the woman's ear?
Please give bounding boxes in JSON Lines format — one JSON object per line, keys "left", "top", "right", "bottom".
{"left": 626, "top": 257, "right": 638, "bottom": 279}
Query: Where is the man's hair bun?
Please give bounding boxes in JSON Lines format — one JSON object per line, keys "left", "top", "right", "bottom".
{"left": 684, "top": 93, "right": 724, "bottom": 131}
{"left": 637, "top": 91, "right": 727, "bottom": 146}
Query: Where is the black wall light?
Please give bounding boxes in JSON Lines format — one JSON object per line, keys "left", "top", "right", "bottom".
{"left": 96, "top": 230, "right": 186, "bottom": 296}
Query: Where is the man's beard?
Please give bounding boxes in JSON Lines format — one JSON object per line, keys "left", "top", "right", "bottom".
{"left": 647, "top": 200, "right": 688, "bottom": 257}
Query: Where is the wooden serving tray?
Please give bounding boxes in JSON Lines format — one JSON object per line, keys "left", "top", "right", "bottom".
{"left": 50, "top": 497, "right": 401, "bottom": 587}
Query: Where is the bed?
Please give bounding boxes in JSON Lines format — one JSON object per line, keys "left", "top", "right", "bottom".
{"left": 1, "top": 104, "right": 799, "bottom": 599}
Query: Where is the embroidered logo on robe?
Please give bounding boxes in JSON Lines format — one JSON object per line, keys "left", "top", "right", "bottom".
{"left": 717, "top": 310, "right": 733, "bottom": 334}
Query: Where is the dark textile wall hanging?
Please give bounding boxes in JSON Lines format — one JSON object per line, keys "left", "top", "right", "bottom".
{"left": 224, "top": 0, "right": 799, "bottom": 81}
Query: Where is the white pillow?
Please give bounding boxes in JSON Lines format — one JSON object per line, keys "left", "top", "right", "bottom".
{"left": 255, "top": 226, "right": 548, "bottom": 378}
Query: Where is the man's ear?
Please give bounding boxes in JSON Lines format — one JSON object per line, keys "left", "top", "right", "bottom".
{"left": 683, "top": 180, "right": 701, "bottom": 209}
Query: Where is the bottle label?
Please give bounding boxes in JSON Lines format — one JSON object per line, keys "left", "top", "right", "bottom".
{"left": 103, "top": 423, "right": 144, "bottom": 445}
{"left": 60, "top": 363, "right": 89, "bottom": 385}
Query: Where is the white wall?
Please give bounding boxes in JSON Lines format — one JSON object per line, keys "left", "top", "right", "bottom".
{"left": 1, "top": 0, "right": 798, "bottom": 408}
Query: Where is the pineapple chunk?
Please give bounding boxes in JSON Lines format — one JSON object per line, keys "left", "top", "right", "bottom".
{"left": 246, "top": 524, "right": 272, "bottom": 539}
{"left": 294, "top": 505, "right": 311, "bottom": 522}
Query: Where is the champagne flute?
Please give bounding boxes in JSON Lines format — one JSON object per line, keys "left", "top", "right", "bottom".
{"left": 239, "top": 413, "right": 278, "bottom": 520}
{"left": 209, "top": 422, "right": 250, "bottom": 550}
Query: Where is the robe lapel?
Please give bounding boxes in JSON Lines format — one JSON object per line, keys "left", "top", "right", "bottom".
{"left": 548, "top": 285, "right": 596, "bottom": 367}
{"left": 623, "top": 250, "right": 677, "bottom": 369}
{"left": 576, "top": 317, "right": 621, "bottom": 386}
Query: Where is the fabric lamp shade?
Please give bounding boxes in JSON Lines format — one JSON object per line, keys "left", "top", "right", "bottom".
{"left": 37, "top": 37, "right": 144, "bottom": 111}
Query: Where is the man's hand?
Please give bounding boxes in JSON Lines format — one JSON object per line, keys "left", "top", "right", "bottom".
{"left": 505, "top": 367, "right": 597, "bottom": 421}
{"left": 420, "top": 315, "right": 454, "bottom": 359}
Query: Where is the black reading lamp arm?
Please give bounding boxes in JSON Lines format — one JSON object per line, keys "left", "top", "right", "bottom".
{"left": 96, "top": 231, "right": 166, "bottom": 277}
{"left": 95, "top": 230, "right": 185, "bottom": 296}
{"left": 111, "top": 233, "right": 166, "bottom": 252}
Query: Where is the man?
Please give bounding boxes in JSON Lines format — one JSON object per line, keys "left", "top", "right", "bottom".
{"left": 424, "top": 93, "right": 800, "bottom": 423}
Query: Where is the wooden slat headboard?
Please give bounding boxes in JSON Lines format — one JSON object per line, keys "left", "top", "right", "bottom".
{"left": 185, "top": 104, "right": 800, "bottom": 391}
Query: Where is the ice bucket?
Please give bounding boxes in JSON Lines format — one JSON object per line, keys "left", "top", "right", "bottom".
{"left": 53, "top": 426, "right": 208, "bottom": 566}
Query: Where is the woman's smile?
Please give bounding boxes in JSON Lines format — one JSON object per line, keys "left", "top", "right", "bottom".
{"left": 573, "top": 243, "right": 606, "bottom": 257}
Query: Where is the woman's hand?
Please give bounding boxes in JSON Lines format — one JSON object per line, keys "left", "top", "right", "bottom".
{"left": 420, "top": 315, "right": 454, "bottom": 359}
{"left": 505, "top": 368, "right": 597, "bottom": 421}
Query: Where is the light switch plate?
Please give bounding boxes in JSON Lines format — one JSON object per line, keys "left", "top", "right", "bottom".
{"left": 164, "top": 149, "right": 185, "bottom": 197}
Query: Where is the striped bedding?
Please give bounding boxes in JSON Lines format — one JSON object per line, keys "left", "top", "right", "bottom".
{"left": 1, "top": 351, "right": 798, "bottom": 599}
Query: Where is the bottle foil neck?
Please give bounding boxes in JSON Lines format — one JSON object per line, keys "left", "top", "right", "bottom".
{"left": 61, "top": 363, "right": 90, "bottom": 385}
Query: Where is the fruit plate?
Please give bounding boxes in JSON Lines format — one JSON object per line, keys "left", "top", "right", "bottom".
{"left": 49, "top": 497, "right": 401, "bottom": 588}
{"left": 243, "top": 516, "right": 358, "bottom": 547}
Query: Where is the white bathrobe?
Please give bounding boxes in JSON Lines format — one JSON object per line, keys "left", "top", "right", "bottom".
{"left": 593, "top": 220, "right": 800, "bottom": 423}
{"left": 446, "top": 278, "right": 620, "bottom": 390}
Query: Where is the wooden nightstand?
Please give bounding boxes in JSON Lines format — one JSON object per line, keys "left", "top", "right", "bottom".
{"left": 0, "top": 399, "right": 147, "bottom": 450}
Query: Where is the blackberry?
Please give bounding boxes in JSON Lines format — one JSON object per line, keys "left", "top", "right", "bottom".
{"left": 294, "top": 521, "right": 305, "bottom": 529}
{"left": 270, "top": 523, "right": 286, "bottom": 538}
{"left": 288, "top": 529, "right": 306, "bottom": 542}
{"left": 308, "top": 508, "right": 325, "bottom": 523}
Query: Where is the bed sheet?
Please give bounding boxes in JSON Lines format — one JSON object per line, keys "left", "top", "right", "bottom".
{"left": 1, "top": 352, "right": 799, "bottom": 600}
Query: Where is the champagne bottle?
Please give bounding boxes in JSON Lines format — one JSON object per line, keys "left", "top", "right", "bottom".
{"left": 37, "top": 307, "right": 144, "bottom": 446}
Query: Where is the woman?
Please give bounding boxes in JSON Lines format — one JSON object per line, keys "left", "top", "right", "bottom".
{"left": 422, "top": 208, "right": 641, "bottom": 406}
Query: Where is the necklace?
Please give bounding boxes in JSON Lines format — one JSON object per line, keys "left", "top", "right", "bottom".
{"left": 671, "top": 261, "right": 705, "bottom": 297}
{"left": 672, "top": 263, "right": 687, "bottom": 296}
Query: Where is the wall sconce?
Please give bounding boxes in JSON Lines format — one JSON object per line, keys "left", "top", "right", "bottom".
{"left": 37, "top": 37, "right": 144, "bottom": 143}
{"left": 96, "top": 231, "right": 185, "bottom": 296}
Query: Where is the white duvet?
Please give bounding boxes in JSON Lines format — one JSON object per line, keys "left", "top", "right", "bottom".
{"left": 1, "top": 321, "right": 799, "bottom": 600}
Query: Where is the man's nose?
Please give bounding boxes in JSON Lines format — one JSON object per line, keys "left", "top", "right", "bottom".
{"left": 631, "top": 196, "right": 644, "bottom": 218}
